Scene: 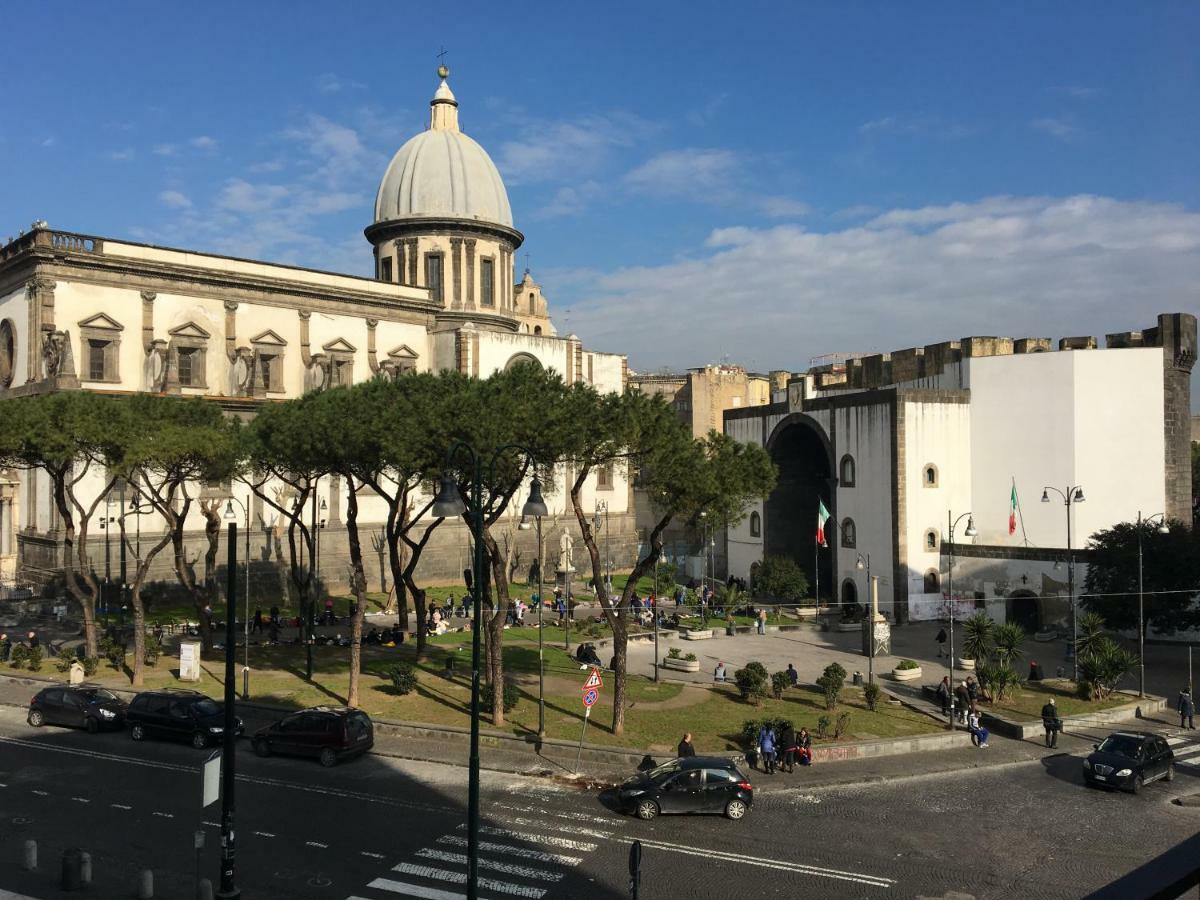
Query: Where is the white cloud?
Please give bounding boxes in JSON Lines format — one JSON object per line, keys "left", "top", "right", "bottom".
{"left": 215, "top": 179, "right": 290, "bottom": 213}
{"left": 190, "top": 135, "right": 219, "bottom": 151}
{"left": 106, "top": 148, "right": 135, "bottom": 162}
{"left": 158, "top": 190, "right": 192, "bottom": 209}
{"left": 40, "top": 137, "right": 55, "bottom": 148}
{"left": 858, "top": 115, "right": 974, "bottom": 140}
{"left": 1030, "top": 117, "right": 1079, "bottom": 141}
{"left": 152, "top": 143, "right": 177, "bottom": 156}
{"left": 1053, "top": 85, "right": 1101, "bottom": 101}
{"left": 315, "top": 72, "right": 366, "bottom": 94}
{"left": 623, "top": 148, "right": 808, "bottom": 218}
{"left": 496, "top": 112, "right": 650, "bottom": 185}
{"left": 559, "top": 195, "right": 1200, "bottom": 374}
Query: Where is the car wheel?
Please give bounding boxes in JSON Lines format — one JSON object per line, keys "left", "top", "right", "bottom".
{"left": 319, "top": 748, "right": 338, "bottom": 768}
{"left": 253, "top": 739, "right": 271, "bottom": 758}
{"left": 1165, "top": 764, "right": 1175, "bottom": 783}
{"left": 725, "top": 799, "right": 748, "bottom": 820}
{"left": 85, "top": 717, "right": 99, "bottom": 734}
{"left": 28, "top": 710, "right": 44, "bottom": 728}
{"left": 1131, "top": 774, "right": 1144, "bottom": 795}
{"left": 191, "top": 732, "right": 208, "bottom": 750}
{"left": 130, "top": 723, "right": 145, "bottom": 741}
{"left": 635, "top": 799, "right": 659, "bottom": 821}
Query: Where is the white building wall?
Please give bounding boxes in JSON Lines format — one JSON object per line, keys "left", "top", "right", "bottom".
{"left": 0, "top": 285, "right": 30, "bottom": 388}
{"left": 832, "top": 404, "right": 895, "bottom": 614}
{"left": 725, "top": 413, "right": 766, "bottom": 581}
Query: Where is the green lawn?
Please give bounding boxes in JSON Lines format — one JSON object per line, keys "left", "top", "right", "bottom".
{"left": 982, "top": 680, "right": 1130, "bottom": 720}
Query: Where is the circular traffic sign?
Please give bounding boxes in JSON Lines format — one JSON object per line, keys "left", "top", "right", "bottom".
{"left": 583, "top": 688, "right": 599, "bottom": 707}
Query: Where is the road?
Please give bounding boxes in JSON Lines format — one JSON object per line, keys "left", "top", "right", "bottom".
{"left": 1, "top": 705, "right": 1198, "bottom": 899}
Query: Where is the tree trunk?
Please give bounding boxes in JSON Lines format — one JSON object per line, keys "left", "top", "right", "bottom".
{"left": 385, "top": 505, "right": 410, "bottom": 630}
{"left": 130, "top": 596, "right": 146, "bottom": 687}
{"left": 54, "top": 473, "right": 98, "bottom": 658}
{"left": 170, "top": 498, "right": 212, "bottom": 653}
{"left": 481, "top": 528, "right": 510, "bottom": 727}
{"left": 344, "top": 486, "right": 369, "bottom": 708}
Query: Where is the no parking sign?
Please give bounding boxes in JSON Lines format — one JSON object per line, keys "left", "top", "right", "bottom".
{"left": 583, "top": 688, "right": 599, "bottom": 707}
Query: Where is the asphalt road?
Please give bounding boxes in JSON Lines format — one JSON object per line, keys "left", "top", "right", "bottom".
{"left": 1, "top": 704, "right": 1198, "bottom": 900}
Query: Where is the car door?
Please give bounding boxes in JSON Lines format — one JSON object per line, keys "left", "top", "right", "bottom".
{"left": 658, "top": 769, "right": 704, "bottom": 813}
{"left": 271, "top": 714, "right": 305, "bottom": 756}
{"left": 702, "top": 768, "right": 739, "bottom": 812}
{"left": 40, "top": 689, "right": 64, "bottom": 725}
{"left": 1152, "top": 738, "right": 1172, "bottom": 779}
{"left": 60, "top": 691, "right": 87, "bottom": 728}
{"left": 167, "top": 699, "right": 195, "bottom": 740}
{"left": 295, "top": 713, "right": 328, "bottom": 757}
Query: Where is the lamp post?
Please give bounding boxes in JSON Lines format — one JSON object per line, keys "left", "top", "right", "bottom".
{"left": 945, "top": 511, "right": 977, "bottom": 729}
{"left": 1042, "top": 485, "right": 1085, "bottom": 681}
{"left": 699, "top": 511, "right": 708, "bottom": 597}
{"left": 216, "top": 516, "right": 240, "bottom": 899}
{"left": 653, "top": 550, "right": 661, "bottom": 683}
{"left": 225, "top": 497, "right": 252, "bottom": 699}
{"left": 432, "top": 450, "right": 545, "bottom": 900}
{"left": 856, "top": 553, "right": 875, "bottom": 684}
{"left": 101, "top": 494, "right": 113, "bottom": 626}
{"left": 118, "top": 479, "right": 127, "bottom": 627}
{"left": 1136, "top": 511, "right": 1169, "bottom": 699}
{"left": 518, "top": 493, "right": 549, "bottom": 739}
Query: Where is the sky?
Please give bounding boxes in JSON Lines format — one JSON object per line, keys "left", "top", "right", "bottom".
{"left": 1, "top": 2, "right": 1197, "bottom": 403}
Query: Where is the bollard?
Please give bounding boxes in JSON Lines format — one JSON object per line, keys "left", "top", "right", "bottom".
{"left": 138, "top": 868, "right": 154, "bottom": 899}
{"left": 197, "top": 878, "right": 214, "bottom": 900}
{"left": 61, "top": 847, "right": 83, "bottom": 890}
{"left": 22, "top": 839, "right": 37, "bottom": 871}
{"left": 80, "top": 851, "right": 92, "bottom": 886}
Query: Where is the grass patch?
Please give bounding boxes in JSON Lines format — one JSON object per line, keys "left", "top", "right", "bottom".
{"left": 981, "top": 680, "right": 1131, "bottom": 720}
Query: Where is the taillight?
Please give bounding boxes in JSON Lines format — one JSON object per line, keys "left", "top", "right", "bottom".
{"left": 737, "top": 781, "right": 753, "bottom": 791}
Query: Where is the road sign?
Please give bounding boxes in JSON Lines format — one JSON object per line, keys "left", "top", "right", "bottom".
{"left": 583, "top": 667, "right": 603, "bottom": 690}
{"left": 202, "top": 751, "right": 221, "bottom": 808}
{"left": 583, "top": 688, "right": 599, "bottom": 707}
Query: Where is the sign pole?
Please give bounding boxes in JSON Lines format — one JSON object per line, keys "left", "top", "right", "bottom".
{"left": 573, "top": 705, "right": 590, "bottom": 774}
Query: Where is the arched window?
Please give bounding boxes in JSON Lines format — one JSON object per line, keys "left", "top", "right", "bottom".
{"left": 841, "top": 518, "right": 856, "bottom": 548}
{"left": 924, "top": 529, "right": 939, "bottom": 552}
{"left": 924, "top": 569, "right": 940, "bottom": 593}
{"left": 923, "top": 463, "right": 939, "bottom": 488}
{"left": 749, "top": 511, "right": 761, "bottom": 537}
{"left": 533, "top": 326, "right": 542, "bottom": 335}
{"left": 840, "top": 454, "right": 856, "bottom": 487}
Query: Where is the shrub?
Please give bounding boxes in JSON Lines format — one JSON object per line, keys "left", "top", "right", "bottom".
{"left": 823, "top": 662, "right": 847, "bottom": 684}
{"left": 896, "top": 659, "right": 920, "bottom": 670}
{"left": 834, "top": 712, "right": 851, "bottom": 739}
{"left": 143, "top": 633, "right": 163, "bottom": 667}
{"left": 770, "top": 671, "right": 789, "bottom": 700}
{"left": 734, "top": 665, "right": 769, "bottom": 706}
{"left": 387, "top": 662, "right": 418, "bottom": 695}
{"left": 481, "top": 681, "right": 519, "bottom": 714}
{"left": 1074, "top": 611, "right": 1109, "bottom": 661}
{"left": 82, "top": 657, "right": 99, "bottom": 678}
{"left": 961, "top": 613, "right": 994, "bottom": 661}
{"left": 100, "top": 637, "right": 124, "bottom": 670}
{"left": 27, "top": 646, "right": 44, "bottom": 672}
{"left": 754, "top": 556, "right": 810, "bottom": 602}
{"left": 976, "top": 662, "right": 1023, "bottom": 701}
{"left": 667, "top": 647, "right": 681, "bottom": 659}
{"left": 683, "top": 652, "right": 697, "bottom": 662}
{"left": 992, "top": 623, "right": 1027, "bottom": 667}
{"left": 816, "top": 715, "right": 832, "bottom": 739}
{"left": 863, "top": 681, "right": 882, "bottom": 712}
{"left": 816, "top": 661, "right": 847, "bottom": 710}
{"left": 9, "top": 644, "right": 29, "bottom": 669}
{"left": 1076, "top": 637, "right": 1136, "bottom": 700}
{"left": 56, "top": 645, "right": 79, "bottom": 674}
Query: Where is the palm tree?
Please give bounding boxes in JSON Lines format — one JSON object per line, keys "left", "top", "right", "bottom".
{"left": 992, "top": 622, "right": 1027, "bottom": 668}
{"left": 961, "top": 612, "right": 994, "bottom": 661}
{"left": 1075, "top": 611, "right": 1109, "bottom": 662}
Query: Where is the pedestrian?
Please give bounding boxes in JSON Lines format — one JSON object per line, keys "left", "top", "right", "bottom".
{"left": 786, "top": 663, "right": 798, "bottom": 687}
{"left": 1041, "top": 697, "right": 1061, "bottom": 748}
{"left": 757, "top": 723, "right": 777, "bottom": 774}
{"left": 252, "top": 608, "right": 264, "bottom": 634}
{"left": 1179, "top": 687, "right": 1196, "bottom": 730}
{"left": 26, "top": 630, "right": 39, "bottom": 649}
{"left": 935, "top": 626, "right": 947, "bottom": 658}
{"left": 936, "top": 675, "right": 951, "bottom": 716}
{"left": 757, "top": 608, "right": 768, "bottom": 635}
{"left": 324, "top": 596, "right": 335, "bottom": 625}
{"left": 968, "top": 707, "right": 989, "bottom": 748}
{"left": 555, "top": 595, "right": 566, "bottom": 624}
{"left": 269, "top": 605, "right": 280, "bottom": 627}
{"left": 780, "top": 722, "right": 797, "bottom": 773}
{"left": 796, "top": 727, "right": 813, "bottom": 766}
{"left": 677, "top": 732, "right": 696, "bottom": 757}
{"left": 0, "top": 633, "right": 9, "bottom": 662}
{"left": 1028, "top": 660, "right": 1042, "bottom": 682}
{"left": 954, "top": 682, "right": 970, "bottom": 724}
{"left": 714, "top": 661, "right": 727, "bottom": 683}
{"left": 966, "top": 675, "right": 979, "bottom": 707}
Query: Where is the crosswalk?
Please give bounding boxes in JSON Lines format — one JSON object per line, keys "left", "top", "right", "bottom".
{"left": 1167, "top": 729, "right": 1200, "bottom": 772}
{"left": 346, "top": 801, "right": 620, "bottom": 900}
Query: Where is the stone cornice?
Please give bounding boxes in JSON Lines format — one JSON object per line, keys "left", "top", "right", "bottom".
{"left": 432, "top": 309, "right": 521, "bottom": 334}
{"left": 365, "top": 217, "right": 524, "bottom": 250}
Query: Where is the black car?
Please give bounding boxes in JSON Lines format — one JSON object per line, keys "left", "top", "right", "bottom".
{"left": 28, "top": 684, "right": 127, "bottom": 733}
{"left": 1084, "top": 731, "right": 1175, "bottom": 793}
{"left": 252, "top": 706, "right": 374, "bottom": 767}
{"left": 618, "top": 756, "right": 753, "bottom": 820}
{"left": 126, "top": 689, "right": 242, "bottom": 749}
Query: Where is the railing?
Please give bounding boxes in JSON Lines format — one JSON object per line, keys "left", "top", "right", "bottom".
{"left": 0, "top": 228, "right": 104, "bottom": 263}
{"left": 48, "top": 231, "right": 103, "bottom": 253}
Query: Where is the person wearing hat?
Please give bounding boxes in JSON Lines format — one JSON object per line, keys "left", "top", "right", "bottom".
{"left": 1179, "top": 687, "right": 1196, "bottom": 730}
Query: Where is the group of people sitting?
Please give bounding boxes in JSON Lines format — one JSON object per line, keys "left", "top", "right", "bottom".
{"left": 935, "top": 675, "right": 990, "bottom": 748}
{"left": 754, "top": 722, "right": 813, "bottom": 773}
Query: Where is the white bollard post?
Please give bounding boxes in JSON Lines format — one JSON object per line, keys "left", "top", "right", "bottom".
{"left": 22, "top": 839, "right": 37, "bottom": 871}
{"left": 138, "top": 869, "right": 154, "bottom": 899}
{"left": 197, "top": 878, "right": 214, "bottom": 900}
{"left": 80, "top": 851, "right": 92, "bottom": 885}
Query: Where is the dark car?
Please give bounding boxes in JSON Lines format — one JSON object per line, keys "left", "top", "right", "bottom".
{"left": 1084, "top": 731, "right": 1175, "bottom": 793}
{"left": 252, "top": 706, "right": 374, "bottom": 767}
{"left": 618, "top": 756, "right": 753, "bottom": 820}
{"left": 28, "top": 684, "right": 127, "bottom": 733}
{"left": 126, "top": 689, "right": 242, "bottom": 749}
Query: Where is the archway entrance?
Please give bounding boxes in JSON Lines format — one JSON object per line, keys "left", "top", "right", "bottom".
{"left": 841, "top": 579, "right": 858, "bottom": 609}
{"left": 764, "top": 416, "right": 834, "bottom": 603}
{"left": 1007, "top": 589, "right": 1040, "bottom": 633}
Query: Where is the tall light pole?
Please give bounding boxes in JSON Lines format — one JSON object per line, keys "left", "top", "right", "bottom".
{"left": 518, "top": 488, "right": 549, "bottom": 739}
{"left": 945, "top": 511, "right": 977, "bottom": 729}
{"left": 699, "top": 511, "right": 708, "bottom": 596}
{"left": 1136, "top": 511, "right": 1169, "bottom": 699}
{"left": 433, "top": 449, "right": 544, "bottom": 900}
{"left": 216, "top": 517, "right": 240, "bottom": 899}
{"left": 1042, "top": 485, "right": 1085, "bottom": 681}
{"left": 856, "top": 552, "right": 874, "bottom": 684}
{"left": 225, "top": 496, "right": 252, "bottom": 699}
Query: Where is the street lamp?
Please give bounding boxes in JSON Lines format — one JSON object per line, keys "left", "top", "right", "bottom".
{"left": 856, "top": 553, "right": 875, "bottom": 684}
{"left": 1136, "top": 511, "right": 1170, "bottom": 699}
{"left": 517, "top": 478, "right": 549, "bottom": 738}
{"left": 432, "top": 445, "right": 543, "bottom": 900}
{"left": 945, "top": 511, "right": 977, "bottom": 729}
{"left": 1042, "top": 485, "right": 1085, "bottom": 681}
{"left": 224, "top": 496, "right": 252, "bottom": 699}
{"left": 216, "top": 511, "right": 240, "bottom": 898}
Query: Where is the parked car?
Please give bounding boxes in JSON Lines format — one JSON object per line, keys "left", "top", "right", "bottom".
{"left": 618, "top": 756, "right": 753, "bottom": 820}
{"left": 1084, "top": 731, "right": 1175, "bottom": 793}
{"left": 126, "top": 689, "right": 242, "bottom": 749}
{"left": 252, "top": 706, "right": 374, "bottom": 767}
{"left": 28, "top": 684, "right": 127, "bottom": 733}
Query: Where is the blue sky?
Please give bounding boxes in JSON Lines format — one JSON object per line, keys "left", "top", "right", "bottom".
{"left": 2, "top": 2, "right": 1197, "bottom": 401}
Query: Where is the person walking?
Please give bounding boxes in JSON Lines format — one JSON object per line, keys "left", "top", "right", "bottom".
{"left": 757, "top": 723, "right": 777, "bottom": 775}
{"left": 1179, "top": 687, "right": 1196, "bottom": 730}
{"left": 786, "top": 663, "right": 798, "bottom": 687}
{"left": 677, "top": 732, "right": 696, "bottom": 757}
{"left": 936, "top": 675, "right": 951, "bottom": 716}
{"left": 935, "top": 626, "right": 947, "bottom": 658}
{"left": 1041, "top": 697, "right": 1061, "bottom": 748}
{"left": 757, "top": 608, "right": 768, "bottom": 636}
{"left": 954, "top": 682, "right": 970, "bottom": 724}
{"left": 780, "top": 722, "right": 798, "bottom": 773}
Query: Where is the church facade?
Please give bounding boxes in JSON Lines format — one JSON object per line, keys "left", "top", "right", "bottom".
{"left": 0, "top": 71, "right": 634, "bottom": 591}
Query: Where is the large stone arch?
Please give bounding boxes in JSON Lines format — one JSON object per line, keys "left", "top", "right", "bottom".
{"left": 764, "top": 413, "right": 835, "bottom": 603}
{"left": 1007, "top": 589, "right": 1041, "bottom": 633}
{"left": 504, "top": 352, "right": 541, "bottom": 371}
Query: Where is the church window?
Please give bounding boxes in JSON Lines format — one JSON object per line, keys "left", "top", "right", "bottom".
{"left": 380, "top": 257, "right": 393, "bottom": 282}
{"left": 331, "top": 357, "right": 353, "bottom": 387}
{"left": 749, "top": 511, "right": 761, "bottom": 537}
{"left": 258, "top": 354, "right": 281, "bottom": 392}
{"left": 534, "top": 326, "right": 542, "bottom": 336}
{"left": 597, "top": 464, "right": 614, "bottom": 491}
{"left": 841, "top": 518, "right": 856, "bottom": 548}
{"left": 425, "top": 253, "right": 444, "bottom": 303}
{"left": 480, "top": 258, "right": 495, "bottom": 307}
{"left": 177, "top": 347, "right": 204, "bottom": 387}
{"left": 0, "top": 319, "right": 14, "bottom": 388}
{"left": 923, "top": 464, "right": 939, "bottom": 488}
{"left": 840, "top": 454, "right": 856, "bottom": 487}
{"left": 79, "top": 313, "right": 124, "bottom": 384}
{"left": 529, "top": 292, "right": 536, "bottom": 313}
{"left": 924, "top": 569, "right": 941, "bottom": 594}
{"left": 88, "top": 340, "right": 108, "bottom": 381}
{"left": 925, "top": 529, "right": 939, "bottom": 552}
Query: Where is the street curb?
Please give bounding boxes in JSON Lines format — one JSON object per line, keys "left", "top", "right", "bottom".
{"left": 980, "top": 692, "right": 1167, "bottom": 740}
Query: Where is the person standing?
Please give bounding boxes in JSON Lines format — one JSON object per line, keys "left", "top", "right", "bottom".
{"left": 758, "top": 723, "right": 777, "bottom": 774}
{"left": 786, "top": 663, "right": 798, "bottom": 687}
{"left": 780, "top": 722, "right": 798, "bottom": 773}
{"left": 757, "top": 608, "right": 768, "bottom": 636}
{"left": 1041, "top": 697, "right": 1061, "bottom": 748}
{"left": 252, "top": 608, "right": 264, "bottom": 634}
{"left": 935, "top": 626, "right": 947, "bottom": 658}
{"left": 936, "top": 676, "right": 951, "bottom": 716}
{"left": 954, "top": 682, "right": 970, "bottom": 724}
{"left": 677, "top": 732, "right": 696, "bottom": 757}
{"left": 1179, "top": 687, "right": 1196, "bottom": 730}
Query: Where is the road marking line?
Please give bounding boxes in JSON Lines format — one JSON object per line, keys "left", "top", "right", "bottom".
{"left": 436, "top": 835, "right": 582, "bottom": 866}
{"left": 465, "top": 824, "right": 597, "bottom": 853}
{"left": 1172, "top": 746, "right": 1200, "bottom": 761}
{"left": 152, "top": 812, "right": 174, "bottom": 819}
{"left": 487, "top": 815, "right": 613, "bottom": 840}
{"left": 203, "top": 821, "right": 219, "bottom": 827}
{"left": 489, "top": 802, "right": 621, "bottom": 827}
{"left": 620, "top": 837, "right": 896, "bottom": 888}
{"left": 388, "top": 864, "right": 545, "bottom": 899}
{"left": 254, "top": 831, "right": 276, "bottom": 838}
{"left": 71, "top": 797, "right": 90, "bottom": 803}
{"left": 30, "top": 790, "right": 48, "bottom": 796}
{"left": 306, "top": 840, "right": 328, "bottom": 848}
{"left": 414, "top": 848, "right": 563, "bottom": 882}
{"left": 360, "top": 881, "right": 477, "bottom": 900}
{"left": 111, "top": 804, "right": 133, "bottom": 810}
{"left": 360, "top": 851, "right": 386, "bottom": 859}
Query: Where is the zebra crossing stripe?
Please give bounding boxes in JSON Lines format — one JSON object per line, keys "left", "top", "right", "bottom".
{"left": 414, "top": 848, "right": 563, "bottom": 882}
{"left": 1172, "top": 746, "right": 1200, "bottom": 761}
{"left": 490, "top": 802, "right": 622, "bottom": 827}
{"left": 465, "top": 824, "right": 598, "bottom": 853}
{"left": 359, "top": 881, "right": 473, "bottom": 900}
{"left": 388, "top": 864, "right": 546, "bottom": 899}
{"left": 436, "top": 835, "right": 583, "bottom": 866}
{"left": 487, "top": 815, "right": 614, "bottom": 840}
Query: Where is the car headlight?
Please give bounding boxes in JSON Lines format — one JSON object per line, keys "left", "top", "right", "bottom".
{"left": 1115, "top": 768, "right": 1132, "bottom": 777}
{"left": 99, "top": 709, "right": 116, "bottom": 719}
{"left": 209, "top": 726, "right": 223, "bottom": 733}
{"left": 1082, "top": 759, "right": 1091, "bottom": 770}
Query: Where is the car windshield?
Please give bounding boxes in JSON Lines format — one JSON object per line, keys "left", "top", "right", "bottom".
{"left": 81, "top": 689, "right": 119, "bottom": 702}
{"left": 1098, "top": 735, "right": 1144, "bottom": 758}
{"left": 193, "top": 699, "right": 221, "bottom": 717}
{"left": 646, "top": 760, "right": 683, "bottom": 779}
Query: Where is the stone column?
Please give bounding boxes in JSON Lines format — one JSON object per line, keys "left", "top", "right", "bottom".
{"left": 393, "top": 240, "right": 406, "bottom": 284}
{"left": 407, "top": 239, "right": 419, "bottom": 286}
{"left": 450, "top": 238, "right": 463, "bottom": 309}
{"left": 465, "top": 240, "right": 477, "bottom": 310}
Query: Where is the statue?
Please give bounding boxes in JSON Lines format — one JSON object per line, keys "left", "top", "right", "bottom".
{"left": 230, "top": 346, "right": 253, "bottom": 394}
{"left": 144, "top": 339, "right": 168, "bottom": 392}
{"left": 558, "top": 529, "right": 574, "bottom": 573}
{"left": 41, "top": 331, "right": 63, "bottom": 378}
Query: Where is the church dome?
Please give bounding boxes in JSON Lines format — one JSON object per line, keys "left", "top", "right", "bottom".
{"left": 373, "top": 74, "right": 513, "bottom": 229}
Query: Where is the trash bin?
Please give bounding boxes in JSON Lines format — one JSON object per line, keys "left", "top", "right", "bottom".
{"left": 852, "top": 671, "right": 863, "bottom": 686}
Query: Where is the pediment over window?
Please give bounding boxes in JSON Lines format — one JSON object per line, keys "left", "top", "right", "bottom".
{"left": 167, "top": 321, "right": 212, "bottom": 340}
{"left": 78, "top": 313, "right": 124, "bottom": 332}
{"left": 322, "top": 338, "right": 357, "bottom": 354}
{"left": 387, "top": 344, "right": 419, "bottom": 360}
{"left": 249, "top": 329, "right": 287, "bottom": 346}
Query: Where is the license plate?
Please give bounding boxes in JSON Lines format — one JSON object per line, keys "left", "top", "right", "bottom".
{"left": 1094, "top": 775, "right": 1106, "bottom": 782}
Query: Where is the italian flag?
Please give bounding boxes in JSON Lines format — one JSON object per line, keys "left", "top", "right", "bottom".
{"left": 816, "top": 499, "right": 831, "bottom": 547}
{"left": 1009, "top": 482, "right": 1018, "bottom": 536}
